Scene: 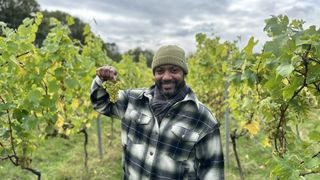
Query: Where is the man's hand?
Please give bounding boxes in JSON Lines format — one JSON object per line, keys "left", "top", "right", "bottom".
{"left": 96, "top": 65, "right": 117, "bottom": 81}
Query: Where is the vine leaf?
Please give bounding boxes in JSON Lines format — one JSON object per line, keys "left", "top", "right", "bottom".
{"left": 276, "top": 62, "right": 294, "bottom": 77}
{"left": 243, "top": 121, "right": 260, "bottom": 136}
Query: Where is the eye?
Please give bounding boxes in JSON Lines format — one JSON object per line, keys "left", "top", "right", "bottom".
{"left": 155, "top": 68, "right": 164, "bottom": 74}
{"left": 170, "top": 68, "right": 179, "bottom": 73}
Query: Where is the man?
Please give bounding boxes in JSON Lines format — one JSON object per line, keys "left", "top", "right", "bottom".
{"left": 90, "top": 45, "right": 224, "bottom": 180}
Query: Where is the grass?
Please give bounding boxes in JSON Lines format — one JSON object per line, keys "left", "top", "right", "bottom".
{"left": 0, "top": 116, "right": 123, "bottom": 180}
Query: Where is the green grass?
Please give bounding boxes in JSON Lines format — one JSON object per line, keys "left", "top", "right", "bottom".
{"left": 0, "top": 116, "right": 123, "bottom": 180}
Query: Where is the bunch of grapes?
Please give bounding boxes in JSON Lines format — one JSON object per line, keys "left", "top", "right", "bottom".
{"left": 102, "top": 80, "right": 123, "bottom": 103}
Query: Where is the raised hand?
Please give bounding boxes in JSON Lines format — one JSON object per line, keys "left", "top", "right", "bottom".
{"left": 96, "top": 65, "right": 117, "bottom": 81}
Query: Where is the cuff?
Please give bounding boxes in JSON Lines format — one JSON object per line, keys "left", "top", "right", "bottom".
{"left": 94, "top": 76, "right": 104, "bottom": 86}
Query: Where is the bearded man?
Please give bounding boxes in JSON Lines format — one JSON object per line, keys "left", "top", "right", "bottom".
{"left": 90, "top": 45, "right": 224, "bottom": 180}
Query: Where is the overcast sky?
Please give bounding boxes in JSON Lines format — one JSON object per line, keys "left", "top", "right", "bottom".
{"left": 37, "top": 0, "right": 320, "bottom": 54}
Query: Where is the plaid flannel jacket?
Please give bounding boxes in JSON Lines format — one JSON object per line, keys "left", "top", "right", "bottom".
{"left": 90, "top": 77, "right": 224, "bottom": 180}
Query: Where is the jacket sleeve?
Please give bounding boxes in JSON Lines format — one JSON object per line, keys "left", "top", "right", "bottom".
{"left": 195, "top": 124, "right": 224, "bottom": 180}
{"left": 90, "top": 76, "right": 128, "bottom": 119}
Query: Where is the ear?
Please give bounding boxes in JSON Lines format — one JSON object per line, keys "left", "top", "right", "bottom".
{"left": 182, "top": 73, "right": 187, "bottom": 80}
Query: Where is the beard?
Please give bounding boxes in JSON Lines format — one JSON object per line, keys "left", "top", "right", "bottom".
{"left": 155, "top": 79, "right": 185, "bottom": 98}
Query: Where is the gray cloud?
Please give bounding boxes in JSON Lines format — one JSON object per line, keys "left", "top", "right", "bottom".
{"left": 37, "top": 0, "right": 320, "bottom": 53}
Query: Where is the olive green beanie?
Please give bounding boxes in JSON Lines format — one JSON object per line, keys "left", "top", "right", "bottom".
{"left": 152, "top": 45, "right": 188, "bottom": 74}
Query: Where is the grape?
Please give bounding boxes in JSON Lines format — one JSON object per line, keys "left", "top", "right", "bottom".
{"left": 102, "top": 80, "right": 122, "bottom": 103}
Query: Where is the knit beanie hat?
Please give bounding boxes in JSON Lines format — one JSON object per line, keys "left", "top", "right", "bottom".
{"left": 152, "top": 45, "right": 188, "bottom": 74}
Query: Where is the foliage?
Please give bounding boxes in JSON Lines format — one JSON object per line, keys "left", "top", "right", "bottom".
{"left": 0, "top": 116, "right": 123, "bottom": 180}
{"left": 0, "top": 12, "right": 153, "bottom": 178}
{"left": 234, "top": 15, "right": 319, "bottom": 178}
{"left": 35, "top": 10, "right": 88, "bottom": 46}
{"left": 0, "top": 1, "right": 122, "bottom": 63}
{"left": 187, "top": 33, "right": 240, "bottom": 120}
{"left": 187, "top": 15, "right": 320, "bottom": 179}
{"left": 0, "top": 12, "right": 108, "bottom": 177}
{"left": 112, "top": 53, "right": 154, "bottom": 89}
{"left": 0, "top": 12, "right": 319, "bottom": 179}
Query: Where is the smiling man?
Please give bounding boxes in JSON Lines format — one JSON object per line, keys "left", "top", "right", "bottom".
{"left": 90, "top": 45, "right": 224, "bottom": 180}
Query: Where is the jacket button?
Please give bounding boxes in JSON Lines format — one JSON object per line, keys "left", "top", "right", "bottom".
{"left": 150, "top": 152, "right": 154, "bottom": 156}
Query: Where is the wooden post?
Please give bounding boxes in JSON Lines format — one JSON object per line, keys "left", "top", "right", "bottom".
{"left": 97, "top": 113, "right": 103, "bottom": 158}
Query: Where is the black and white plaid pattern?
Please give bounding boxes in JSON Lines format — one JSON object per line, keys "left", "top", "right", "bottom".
{"left": 90, "top": 76, "right": 224, "bottom": 180}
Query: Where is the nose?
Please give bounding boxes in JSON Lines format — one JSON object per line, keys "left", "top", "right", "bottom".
{"left": 162, "top": 70, "right": 173, "bottom": 80}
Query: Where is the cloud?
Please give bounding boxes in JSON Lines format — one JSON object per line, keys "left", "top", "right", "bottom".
{"left": 37, "top": 0, "right": 320, "bottom": 53}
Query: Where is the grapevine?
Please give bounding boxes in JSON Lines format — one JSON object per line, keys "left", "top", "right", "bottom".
{"left": 1, "top": 12, "right": 319, "bottom": 179}
{"left": 0, "top": 12, "right": 110, "bottom": 179}
{"left": 102, "top": 80, "right": 123, "bottom": 103}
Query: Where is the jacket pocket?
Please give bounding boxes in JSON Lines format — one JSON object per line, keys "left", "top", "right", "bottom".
{"left": 169, "top": 125, "right": 199, "bottom": 161}
{"left": 171, "top": 125, "right": 199, "bottom": 142}
{"left": 131, "top": 110, "right": 152, "bottom": 125}
{"left": 127, "top": 110, "right": 153, "bottom": 144}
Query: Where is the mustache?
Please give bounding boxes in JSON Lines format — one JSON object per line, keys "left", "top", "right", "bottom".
{"left": 161, "top": 80, "right": 175, "bottom": 84}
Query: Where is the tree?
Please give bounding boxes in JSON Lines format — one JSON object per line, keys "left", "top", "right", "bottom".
{"left": 0, "top": 0, "right": 123, "bottom": 62}
{"left": 36, "top": 10, "right": 87, "bottom": 46}
{"left": 0, "top": 0, "right": 40, "bottom": 29}
{"left": 144, "top": 49, "right": 154, "bottom": 67}
{"left": 103, "top": 42, "right": 122, "bottom": 62}
{"left": 126, "top": 47, "right": 154, "bottom": 67}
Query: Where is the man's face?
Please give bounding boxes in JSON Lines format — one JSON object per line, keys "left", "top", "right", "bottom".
{"left": 154, "top": 64, "right": 185, "bottom": 97}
